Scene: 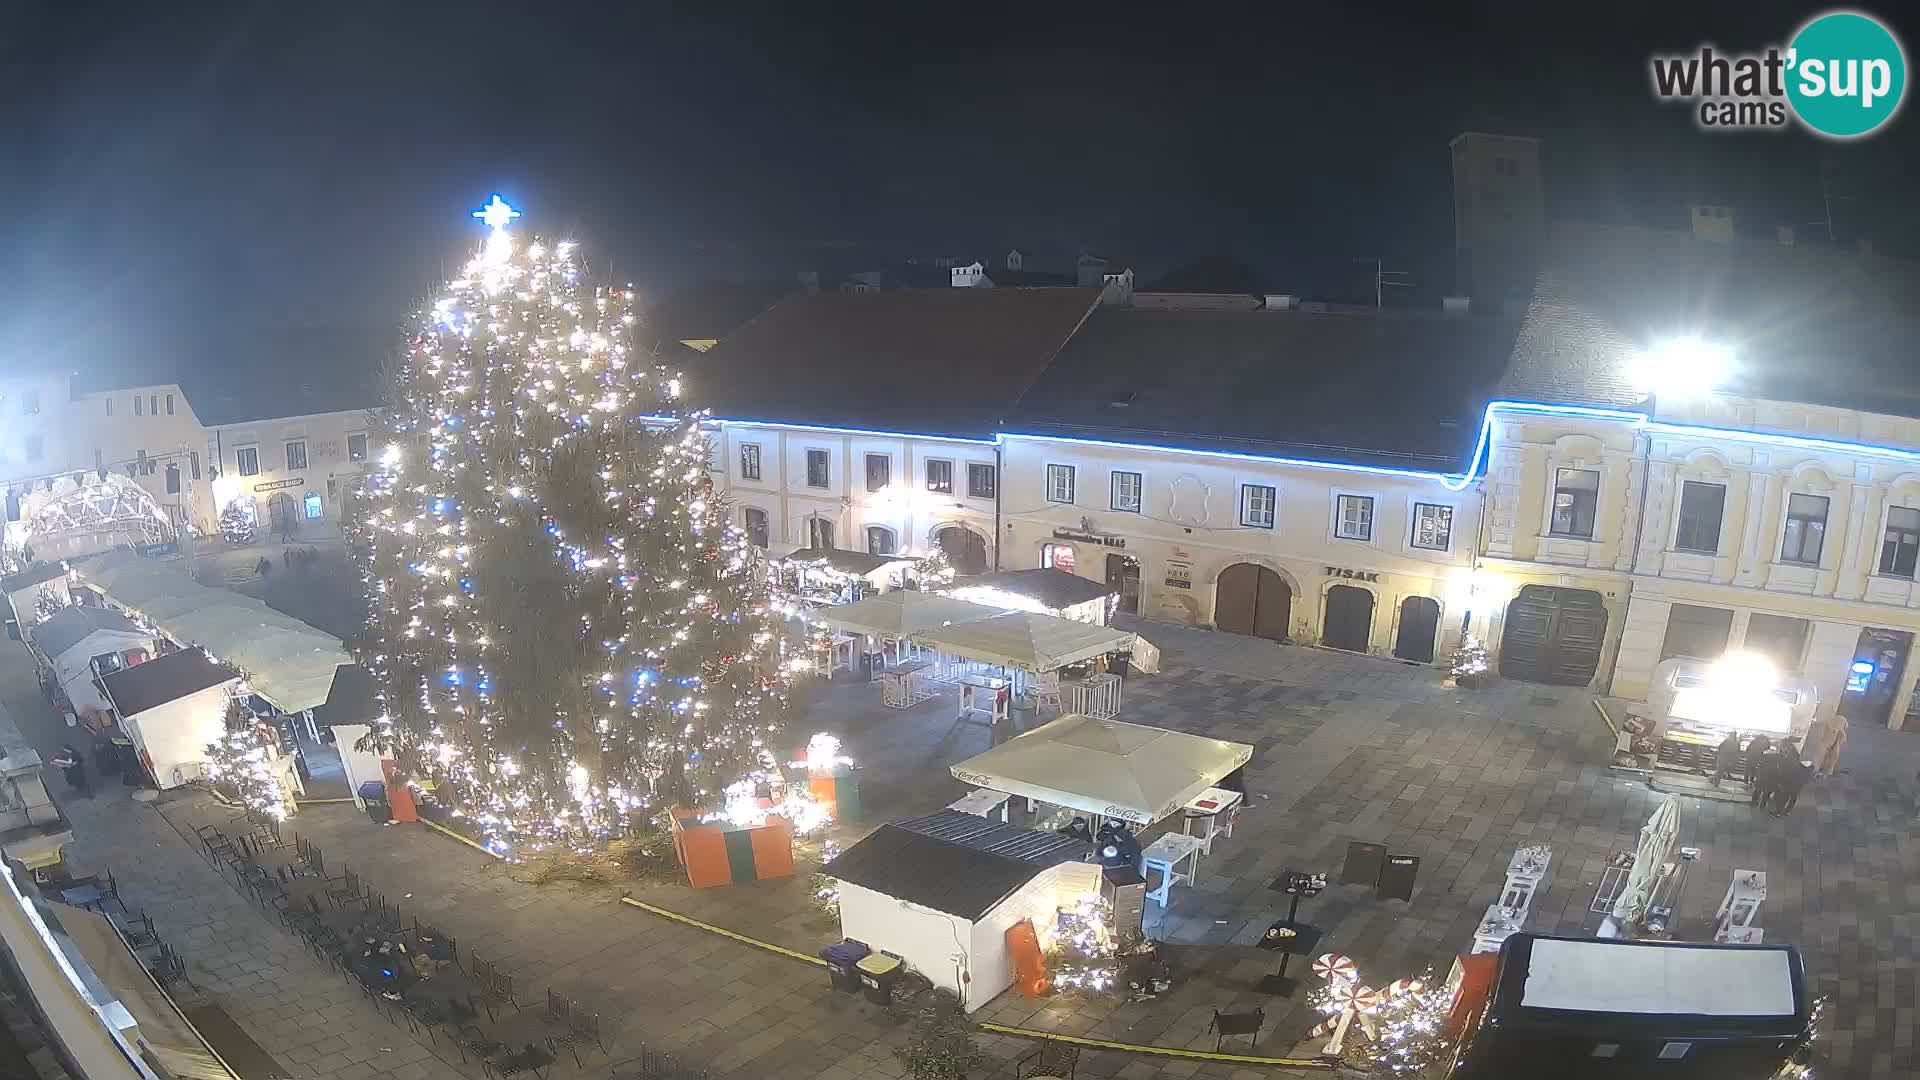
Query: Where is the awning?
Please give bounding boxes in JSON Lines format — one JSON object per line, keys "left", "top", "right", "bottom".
{"left": 812, "top": 592, "right": 1008, "bottom": 638}
{"left": 949, "top": 568, "right": 1115, "bottom": 612}
{"left": 913, "top": 610, "right": 1134, "bottom": 673}
{"left": 949, "top": 713, "right": 1253, "bottom": 825}
{"left": 774, "top": 546, "right": 917, "bottom": 577}
{"left": 72, "top": 549, "right": 351, "bottom": 713}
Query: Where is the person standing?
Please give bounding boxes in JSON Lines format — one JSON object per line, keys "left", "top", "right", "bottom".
{"left": 50, "top": 744, "right": 89, "bottom": 797}
{"left": 1743, "top": 735, "right": 1772, "bottom": 786}
{"left": 1808, "top": 715, "right": 1848, "bottom": 777}
{"left": 1710, "top": 731, "right": 1742, "bottom": 788}
{"left": 1750, "top": 744, "right": 1784, "bottom": 809}
{"left": 1771, "top": 758, "right": 1814, "bottom": 817}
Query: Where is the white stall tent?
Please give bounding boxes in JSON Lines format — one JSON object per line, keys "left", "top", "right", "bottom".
{"left": 913, "top": 611, "right": 1135, "bottom": 674}
{"left": 99, "top": 649, "right": 241, "bottom": 789}
{"left": 946, "top": 568, "right": 1116, "bottom": 626}
{"left": 813, "top": 592, "right": 1007, "bottom": 639}
{"left": 74, "top": 549, "right": 349, "bottom": 712}
{"left": 950, "top": 713, "right": 1253, "bottom": 826}
{"left": 313, "top": 664, "right": 385, "bottom": 808}
{"left": 824, "top": 811, "right": 1097, "bottom": 1012}
{"left": 29, "top": 607, "right": 155, "bottom": 717}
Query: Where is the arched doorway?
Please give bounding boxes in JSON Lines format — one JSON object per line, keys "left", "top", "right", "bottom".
{"left": 1394, "top": 596, "right": 1441, "bottom": 663}
{"left": 934, "top": 525, "right": 989, "bottom": 575}
{"left": 1214, "top": 563, "right": 1291, "bottom": 642}
{"left": 1499, "top": 585, "right": 1607, "bottom": 685}
{"left": 1322, "top": 585, "right": 1374, "bottom": 652}
{"left": 266, "top": 492, "right": 296, "bottom": 537}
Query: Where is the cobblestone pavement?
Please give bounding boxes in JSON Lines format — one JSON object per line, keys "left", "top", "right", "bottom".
{"left": 10, "top": 613, "right": 1920, "bottom": 1078}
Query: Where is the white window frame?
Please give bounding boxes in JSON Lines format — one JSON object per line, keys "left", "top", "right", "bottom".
{"left": 285, "top": 440, "right": 308, "bottom": 472}
{"left": 866, "top": 525, "right": 897, "bottom": 555}
{"left": 739, "top": 442, "right": 763, "bottom": 482}
{"left": 1779, "top": 491, "right": 1830, "bottom": 567}
{"left": 1046, "top": 464, "right": 1076, "bottom": 504}
{"left": 926, "top": 458, "right": 954, "bottom": 495}
{"left": 865, "top": 453, "right": 892, "bottom": 493}
{"left": 1240, "top": 484, "right": 1276, "bottom": 529}
{"left": 804, "top": 448, "right": 831, "bottom": 490}
{"left": 1410, "top": 502, "right": 1453, "bottom": 551}
{"left": 1548, "top": 467, "right": 1601, "bottom": 539}
{"left": 1671, "top": 480, "right": 1727, "bottom": 555}
{"left": 347, "top": 433, "right": 368, "bottom": 462}
{"left": 1878, "top": 502, "right": 1920, "bottom": 579}
{"left": 966, "top": 461, "right": 996, "bottom": 500}
{"left": 1110, "top": 471, "right": 1142, "bottom": 513}
{"left": 235, "top": 446, "right": 260, "bottom": 477}
{"left": 806, "top": 515, "right": 834, "bottom": 548}
{"left": 1334, "top": 493, "right": 1375, "bottom": 542}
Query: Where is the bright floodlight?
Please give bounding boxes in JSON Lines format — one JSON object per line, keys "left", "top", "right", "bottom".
{"left": 1708, "top": 650, "right": 1775, "bottom": 692}
{"left": 1628, "top": 337, "right": 1733, "bottom": 397}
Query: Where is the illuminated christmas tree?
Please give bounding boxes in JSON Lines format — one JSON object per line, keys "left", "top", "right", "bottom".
{"left": 347, "top": 196, "right": 794, "bottom": 852}
{"left": 203, "top": 697, "right": 290, "bottom": 820}
{"left": 219, "top": 501, "right": 256, "bottom": 545}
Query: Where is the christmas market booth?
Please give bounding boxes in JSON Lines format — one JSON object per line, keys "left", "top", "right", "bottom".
{"left": 27, "top": 606, "right": 155, "bottom": 721}
{"left": 1614, "top": 653, "right": 1817, "bottom": 777}
{"left": 98, "top": 648, "right": 243, "bottom": 790}
{"left": 910, "top": 610, "right": 1137, "bottom": 719}
{"left": 2, "top": 562, "right": 71, "bottom": 640}
{"left": 1450, "top": 933, "right": 1811, "bottom": 1078}
{"left": 945, "top": 568, "right": 1117, "bottom": 625}
{"left": 768, "top": 545, "right": 920, "bottom": 608}
{"left": 811, "top": 591, "right": 1008, "bottom": 677}
{"left": 950, "top": 714, "right": 1251, "bottom": 919}
{"left": 823, "top": 810, "right": 1098, "bottom": 1012}
{"left": 72, "top": 548, "right": 351, "bottom": 714}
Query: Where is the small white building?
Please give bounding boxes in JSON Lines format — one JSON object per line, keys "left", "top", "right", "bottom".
{"left": 99, "top": 648, "right": 241, "bottom": 789}
{"left": 27, "top": 606, "right": 155, "bottom": 719}
{"left": 823, "top": 811, "right": 1099, "bottom": 1012}
{"left": 74, "top": 382, "right": 216, "bottom": 538}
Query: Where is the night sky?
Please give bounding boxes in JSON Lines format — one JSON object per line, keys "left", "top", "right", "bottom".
{"left": 1, "top": 1, "right": 1914, "bottom": 391}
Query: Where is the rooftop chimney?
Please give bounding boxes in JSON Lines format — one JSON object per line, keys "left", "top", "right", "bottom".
{"left": 1442, "top": 296, "right": 1471, "bottom": 315}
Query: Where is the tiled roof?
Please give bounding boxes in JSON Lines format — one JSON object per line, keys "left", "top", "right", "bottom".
{"left": 1006, "top": 307, "right": 1521, "bottom": 472}
{"left": 1501, "top": 222, "right": 1920, "bottom": 417}
{"left": 694, "top": 288, "right": 1100, "bottom": 440}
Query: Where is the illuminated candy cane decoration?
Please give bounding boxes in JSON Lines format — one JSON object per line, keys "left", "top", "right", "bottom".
{"left": 1311, "top": 952, "right": 1356, "bottom": 983}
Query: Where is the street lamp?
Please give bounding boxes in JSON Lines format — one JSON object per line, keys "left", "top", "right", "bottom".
{"left": 1627, "top": 337, "right": 1734, "bottom": 398}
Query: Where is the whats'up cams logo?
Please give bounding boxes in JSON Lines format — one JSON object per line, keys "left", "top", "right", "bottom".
{"left": 1651, "top": 10, "right": 1906, "bottom": 138}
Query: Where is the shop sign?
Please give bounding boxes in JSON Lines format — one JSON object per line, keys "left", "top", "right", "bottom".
{"left": 1164, "top": 552, "right": 1194, "bottom": 590}
{"left": 134, "top": 542, "right": 180, "bottom": 559}
{"left": 1052, "top": 528, "right": 1125, "bottom": 549}
{"left": 253, "top": 477, "right": 305, "bottom": 492}
{"left": 1325, "top": 565, "right": 1380, "bottom": 583}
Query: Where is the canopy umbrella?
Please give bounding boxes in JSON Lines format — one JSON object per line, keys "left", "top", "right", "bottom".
{"left": 914, "top": 610, "right": 1135, "bottom": 673}
{"left": 1611, "top": 795, "right": 1681, "bottom": 924}
{"left": 949, "top": 713, "right": 1253, "bottom": 825}
{"left": 812, "top": 591, "right": 1007, "bottom": 639}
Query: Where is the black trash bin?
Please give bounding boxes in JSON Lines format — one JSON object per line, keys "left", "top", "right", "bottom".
{"left": 820, "top": 939, "right": 870, "bottom": 993}
{"left": 359, "top": 781, "right": 391, "bottom": 825}
{"left": 857, "top": 952, "right": 901, "bottom": 1006}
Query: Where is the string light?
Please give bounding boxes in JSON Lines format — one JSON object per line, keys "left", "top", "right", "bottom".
{"left": 346, "top": 197, "right": 796, "bottom": 854}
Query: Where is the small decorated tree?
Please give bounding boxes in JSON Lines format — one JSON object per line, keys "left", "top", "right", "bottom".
{"left": 220, "top": 501, "right": 256, "bottom": 545}
{"left": 32, "top": 586, "right": 69, "bottom": 624}
{"left": 1448, "top": 634, "right": 1490, "bottom": 688}
{"left": 203, "top": 698, "right": 290, "bottom": 820}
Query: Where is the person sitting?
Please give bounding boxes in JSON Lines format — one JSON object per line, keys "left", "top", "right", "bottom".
{"left": 1056, "top": 817, "right": 1095, "bottom": 844}
{"left": 1095, "top": 820, "right": 1142, "bottom": 872}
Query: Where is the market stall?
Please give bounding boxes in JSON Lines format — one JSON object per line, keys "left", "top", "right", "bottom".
{"left": 768, "top": 546, "right": 919, "bottom": 608}
{"left": 72, "top": 548, "right": 351, "bottom": 713}
{"left": 823, "top": 810, "right": 1097, "bottom": 1012}
{"left": 28, "top": 606, "right": 156, "bottom": 720}
{"left": 812, "top": 591, "right": 1008, "bottom": 673}
{"left": 1618, "top": 653, "right": 1817, "bottom": 775}
{"left": 949, "top": 713, "right": 1252, "bottom": 827}
{"left": 946, "top": 568, "right": 1117, "bottom": 626}
{"left": 912, "top": 610, "right": 1136, "bottom": 697}
{"left": 99, "top": 648, "right": 243, "bottom": 789}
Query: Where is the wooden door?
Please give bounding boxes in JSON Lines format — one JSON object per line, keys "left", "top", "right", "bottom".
{"left": 1106, "top": 554, "right": 1140, "bottom": 616}
{"left": 1394, "top": 596, "right": 1440, "bottom": 663}
{"left": 1215, "top": 563, "right": 1259, "bottom": 636}
{"left": 1322, "top": 585, "right": 1374, "bottom": 652}
{"left": 1498, "top": 586, "right": 1608, "bottom": 685}
{"left": 1251, "top": 571, "right": 1291, "bottom": 642}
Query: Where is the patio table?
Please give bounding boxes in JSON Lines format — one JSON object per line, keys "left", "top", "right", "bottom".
{"left": 1141, "top": 832, "right": 1205, "bottom": 907}
{"left": 957, "top": 674, "right": 1010, "bottom": 725}
{"left": 880, "top": 660, "right": 935, "bottom": 709}
{"left": 1179, "top": 786, "right": 1242, "bottom": 853}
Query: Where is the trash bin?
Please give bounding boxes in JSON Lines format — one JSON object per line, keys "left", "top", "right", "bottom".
{"left": 857, "top": 952, "right": 901, "bottom": 1006}
{"left": 359, "top": 780, "right": 391, "bottom": 825}
{"left": 820, "top": 939, "right": 870, "bottom": 994}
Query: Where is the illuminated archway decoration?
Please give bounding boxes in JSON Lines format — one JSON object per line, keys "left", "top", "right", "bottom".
{"left": 19, "top": 473, "right": 175, "bottom": 554}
